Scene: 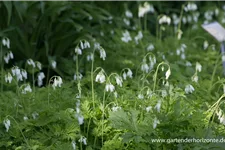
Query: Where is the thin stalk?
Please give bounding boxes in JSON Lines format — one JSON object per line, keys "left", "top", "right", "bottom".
{"left": 91, "top": 52, "right": 95, "bottom": 108}
{"left": 102, "top": 90, "right": 106, "bottom": 147}
{"left": 1, "top": 44, "right": 3, "bottom": 92}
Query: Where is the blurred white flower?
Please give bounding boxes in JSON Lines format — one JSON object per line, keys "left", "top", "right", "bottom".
{"left": 99, "top": 47, "right": 106, "bottom": 61}
{"left": 141, "top": 63, "right": 149, "bottom": 73}
{"left": 192, "top": 74, "right": 198, "bottom": 83}
{"left": 147, "top": 43, "right": 155, "bottom": 51}
{"left": 184, "top": 3, "right": 198, "bottom": 12}
{"left": 3, "top": 119, "right": 10, "bottom": 132}
{"left": 5, "top": 72, "right": 12, "bottom": 83}
{"left": 52, "top": 76, "right": 63, "bottom": 89}
{"left": 2, "top": 37, "right": 10, "bottom": 49}
{"left": 105, "top": 83, "right": 115, "bottom": 92}
{"left": 127, "top": 69, "right": 133, "bottom": 78}
{"left": 196, "top": 62, "right": 202, "bottom": 72}
{"left": 203, "top": 41, "right": 209, "bottom": 50}
{"left": 22, "top": 84, "right": 32, "bottom": 94}
{"left": 75, "top": 47, "right": 82, "bottom": 55}
{"left": 153, "top": 117, "right": 160, "bottom": 129}
{"left": 87, "top": 53, "right": 94, "bottom": 61}
{"left": 123, "top": 18, "right": 130, "bottom": 26}
{"left": 125, "top": 10, "right": 133, "bottom": 18}
{"left": 21, "top": 70, "right": 27, "bottom": 80}
{"left": 185, "top": 84, "right": 195, "bottom": 94}
{"left": 78, "top": 136, "right": 87, "bottom": 145}
{"left": 115, "top": 75, "right": 123, "bottom": 87}
{"left": 112, "top": 106, "right": 121, "bottom": 112}
{"left": 165, "top": 68, "right": 171, "bottom": 80}
{"left": 32, "top": 112, "right": 39, "bottom": 119}
{"left": 95, "top": 70, "right": 105, "bottom": 83}
{"left": 155, "top": 100, "right": 161, "bottom": 112}
{"left": 138, "top": 2, "right": 154, "bottom": 17}
{"left": 72, "top": 141, "right": 76, "bottom": 150}
{"left": 11, "top": 67, "right": 23, "bottom": 81}
{"left": 27, "top": 59, "right": 36, "bottom": 68}
{"left": 38, "top": 72, "right": 45, "bottom": 87}
{"left": 74, "top": 73, "right": 83, "bottom": 81}
{"left": 78, "top": 116, "right": 84, "bottom": 125}
{"left": 51, "top": 60, "right": 57, "bottom": 69}
{"left": 121, "top": 30, "right": 132, "bottom": 43}
{"left": 161, "top": 90, "right": 167, "bottom": 97}
{"left": 134, "top": 31, "right": 143, "bottom": 44}
{"left": 146, "top": 106, "right": 152, "bottom": 112}
{"left": 36, "top": 62, "right": 42, "bottom": 70}
{"left": 159, "top": 15, "right": 171, "bottom": 25}
{"left": 4, "top": 51, "right": 13, "bottom": 64}
{"left": 138, "top": 94, "right": 144, "bottom": 99}
{"left": 84, "top": 41, "right": 90, "bottom": 49}
{"left": 23, "top": 116, "right": 28, "bottom": 121}
{"left": 186, "top": 61, "right": 192, "bottom": 67}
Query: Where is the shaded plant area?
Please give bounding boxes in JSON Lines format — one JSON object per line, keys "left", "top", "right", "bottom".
{"left": 1, "top": 1, "right": 225, "bottom": 150}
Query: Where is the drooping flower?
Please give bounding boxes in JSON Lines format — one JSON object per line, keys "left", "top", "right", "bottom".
{"left": 105, "top": 83, "right": 115, "bottom": 92}
{"left": 147, "top": 43, "right": 155, "bottom": 51}
{"left": 4, "top": 51, "right": 13, "bottom": 64}
{"left": 191, "top": 74, "right": 198, "bottom": 83}
{"left": 159, "top": 15, "right": 171, "bottom": 25}
{"left": 75, "top": 47, "right": 82, "bottom": 55}
{"left": 134, "top": 31, "right": 143, "bottom": 44}
{"left": 165, "top": 68, "right": 171, "bottom": 80}
{"left": 11, "top": 67, "right": 23, "bottom": 81}
{"left": 74, "top": 73, "right": 83, "bottom": 81}
{"left": 112, "top": 106, "right": 121, "bottom": 112}
{"left": 155, "top": 100, "right": 161, "bottom": 112}
{"left": 125, "top": 10, "right": 133, "bottom": 18}
{"left": 52, "top": 76, "right": 63, "bottom": 89}
{"left": 141, "top": 63, "right": 149, "bottom": 73}
{"left": 5, "top": 72, "right": 12, "bottom": 83}
{"left": 146, "top": 106, "right": 152, "bottom": 112}
{"left": 99, "top": 47, "right": 106, "bottom": 61}
{"left": 51, "top": 60, "right": 57, "bottom": 69}
{"left": 196, "top": 62, "right": 202, "bottom": 72}
{"left": 115, "top": 75, "right": 123, "bottom": 87}
{"left": 2, "top": 37, "right": 10, "bottom": 49}
{"left": 138, "top": 94, "right": 144, "bottom": 99}
{"left": 27, "top": 59, "right": 36, "bottom": 68}
{"left": 87, "top": 53, "right": 94, "bottom": 61}
{"left": 153, "top": 117, "right": 160, "bottom": 129}
{"left": 121, "top": 30, "right": 132, "bottom": 43}
{"left": 72, "top": 141, "right": 76, "bottom": 150}
{"left": 185, "top": 84, "right": 195, "bottom": 94}
{"left": 95, "top": 70, "right": 105, "bottom": 83}
{"left": 22, "top": 84, "right": 32, "bottom": 94}
{"left": 3, "top": 119, "right": 10, "bottom": 132}
{"left": 138, "top": 2, "right": 154, "bottom": 17}
{"left": 37, "top": 72, "right": 45, "bottom": 87}
{"left": 78, "top": 136, "right": 87, "bottom": 145}
{"left": 21, "top": 69, "right": 27, "bottom": 80}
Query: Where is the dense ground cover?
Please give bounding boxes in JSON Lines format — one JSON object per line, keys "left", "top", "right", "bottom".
{"left": 1, "top": 1, "right": 225, "bottom": 150}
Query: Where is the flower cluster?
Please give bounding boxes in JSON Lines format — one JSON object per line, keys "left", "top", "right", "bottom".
{"left": 21, "top": 84, "right": 32, "bottom": 94}
{"left": 37, "top": 72, "right": 45, "bottom": 87}
{"left": 185, "top": 84, "right": 195, "bottom": 94}
{"left": 11, "top": 66, "right": 27, "bottom": 81}
{"left": 191, "top": 62, "right": 202, "bottom": 83}
{"left": 122, "top": 68, "right": 132, "bottom": 80}
{"left": 2, "top": 37, "right": 10, "bottom": 49}
{"left": 95, "top": 70, "right": 106, "bottom": 83}
{"left": 134, "top": 31, "right": 143, "bottom": 44}
{"left": 5, "top": 72, "right": 13, "bottom": 83}
{"left": 27, "top": 59, "right": 42, "bottom": 70}
{"left": 141, "top": 55, "right": 156, "bottom": 73}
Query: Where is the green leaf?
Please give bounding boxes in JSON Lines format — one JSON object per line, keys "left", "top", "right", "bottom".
{"left": 3, "top": 1, "right": 12, "bottom": 25}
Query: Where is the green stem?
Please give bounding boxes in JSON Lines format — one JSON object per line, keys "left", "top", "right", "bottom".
{"left": 91, "top": 52, "right": 95, "bottom": 109}
{"left": 177, "top": 5, "right": 184, "bottom": 36}
{"left": 1, "top": 44, "right": 3, "bottom": 92}
{"left": 102, "top": 90, "right": 106, "bottom": 147}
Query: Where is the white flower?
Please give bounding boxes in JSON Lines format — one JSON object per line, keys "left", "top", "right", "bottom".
{"left": 75, "top": 47, "right": 82, "bottom": 55}
{"left": 159, "top": 15, "right": 171, "bottom": 25}
{"left": 74, "top": 73, "right": 83, "bottom": 81}
{"left": 3, "top": 119, "right": 10, "bottom": 132}
{"left": 203, "top": 41, "right": 209, "bottom": 50}
{"left": 192, "top": 74, "right": 198, "bottom": 83}
{"left": 99, "top": 47, "right": 106, "bottom": 61}
{"left": 84, "top": 41, "right": 90, "bottom": 49}
{"left": 177, "top": 29, "right": 183, "bottom": 40}
{"left": 32, "top": 112, "right": 39, "bottom": 119}
{"left": 141, "top": 63, "right": 149, "bottom": 73}
{"left": 51, "top": 60, "right": 57, "bottom": 69}
{"left": 138, "top": 94, "right": 144, "bottom": 99}
{"left": 22, "top": 84, "right": 32, "bottom": 94}
{"left": 138, "top": 2, "right": 154, "bottom": 17}
{"left": 112, "top": 106, "right": 121, "bottom": 112}
{"left": 94, "top": 42, "right": 100, "bottom": 50}
{"left": 23, "top": 116, "right": 28, "bottom": 121}
{"left": 165, "top": 69, "right": 171, "bottom": 80}
{"left": 186, "top": 61, "right": 192, "bottom": 67}
{"left": 147, "top": 43, "right": 154, "bottom": 51}
{"left": 78, "top": 116, "right": 84, "bottom": 125}
{"left": 87, "top": 53, "right": 94, "bottom": 61}
{"left": 121, "top": 30, "right": 132, "bottom": 43}
{"left": 127, "top": 69, "right": 133, "bottom": 78}
{"left": 105, "top": 83, "right": 115, "bottom": 92}
{"left": 21, "top": 70, "right": 27, "bottom": 79}
{"left": 2, "top": 37, "right": 10, "bottom": 49}
{"left": 134, "top": 31, "right": 143, "bottom": 44}
{"left": 5, "top": 72, "right": 12, "bottom": 83}
{"left": 153, "top": 117, "right": 160, "bottom": 129}
{"left": 196, "top": 62, "right": 202, "bottom": 72}
{"left": 184, "top": 3, "right": 197, "bottom": 12}
{"left": 123, "top": 72, "right": 127, "bottom": 80}
{"left": 27, "top": 59, "right": 36, "bottom": 68}
{"left": 78, "top": 136, "right": 87, "bottom": 145}
{"left": 80, "top": 41, "right": 84, "bottom": 49}
{"left": 11, "top": 67, "right": 23, "bottom": 81}
{"left": 185, "top": 84, "right": 195, "bottom": 94}
{"left": 115, "top": 76, "right": 123, "bottom": 87}
{"left": 52, "top": 76, "right": 63, "bottom": 89}
{"left": 161, "top": 90, "right": 167, "bottom": 97}
{"left": 123, "top": 18, "right": 130, "bottom": 26}
{"left": 155, "top": 100, "right": 161, "bottom": 112}
{"left": 181, "top": 53, "right": 186, "bottom": 60}
{"left": 125, "top": 10, "right": 133, "bottom": 18}
{"left": 114, "top": 91, "right": 118, "bottom": 98}
{"left": 72, "top": 141, "right": 76, "bottom": 150}
{"left": 146, "top": 106, "right": 152, "bottom": 112}
{"left": 4, "top": 51, "right": 13, "bottom": 64}
{"left": 95, "top": 70, "right": 105, "bottom": 83}
{"left": 38, "top": 72, "right": 45, "bottom": 87}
